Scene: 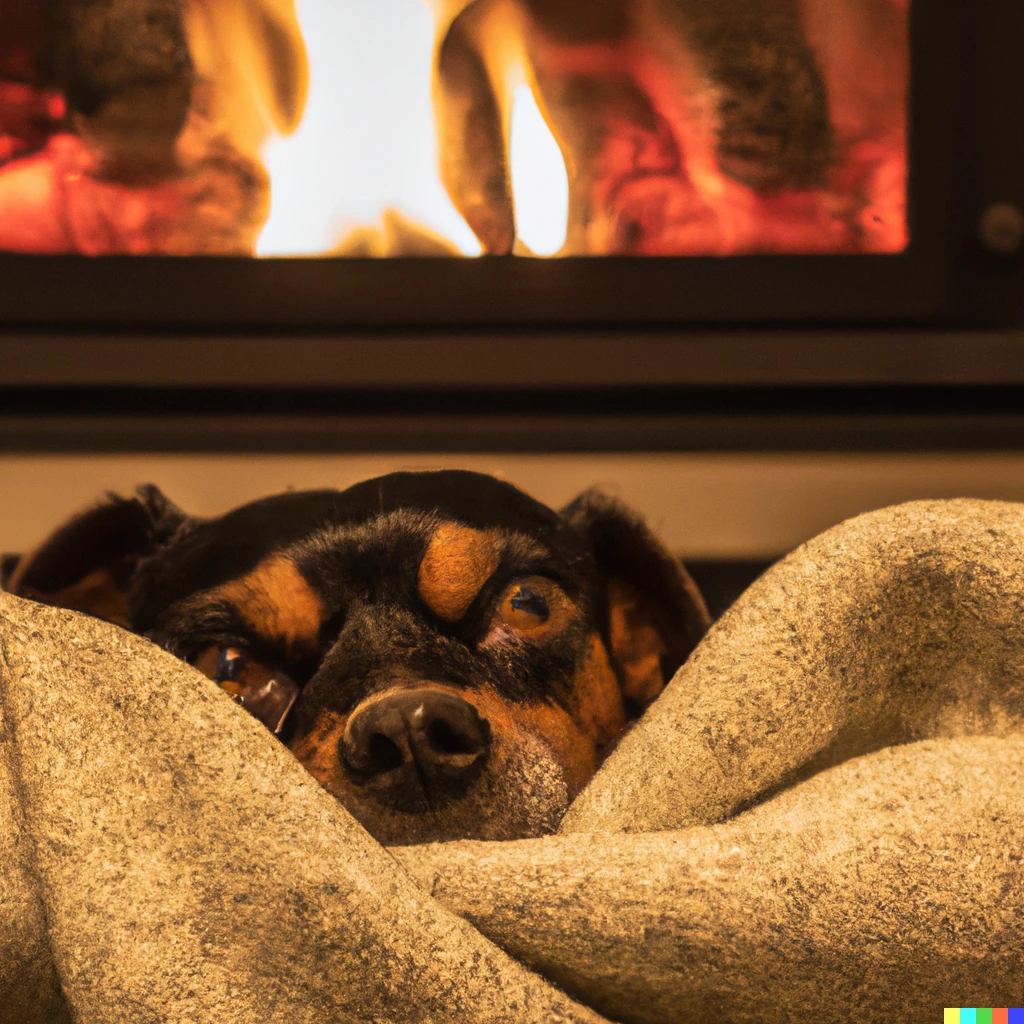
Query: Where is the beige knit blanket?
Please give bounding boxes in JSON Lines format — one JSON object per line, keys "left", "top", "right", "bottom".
{"left": 2, "top": 499, "right": 1022, "bottom": 1024}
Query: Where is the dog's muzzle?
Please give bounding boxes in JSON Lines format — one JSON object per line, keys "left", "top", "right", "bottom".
{"left": 339, "top": 688, "right": 491, "bottom": 812}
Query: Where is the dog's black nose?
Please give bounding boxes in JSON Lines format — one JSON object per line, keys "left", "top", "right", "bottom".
{"left": 340, "top": 689, "right": 490, "bottom": 805}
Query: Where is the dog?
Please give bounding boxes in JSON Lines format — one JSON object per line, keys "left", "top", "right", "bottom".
{"left": 3, "top": 470, "right": 709, "bottom": 844}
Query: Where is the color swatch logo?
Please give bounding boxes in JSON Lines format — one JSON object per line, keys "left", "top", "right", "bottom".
{"left": 944, "top": 1011, "right": 1024, "bottom": 1023}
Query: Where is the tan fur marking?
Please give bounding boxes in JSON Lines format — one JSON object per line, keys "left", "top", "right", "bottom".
{"left": 289, "top": 708, "right": 348, "bottom": 798}
{"left": 457, "top": 685, "right": 597, "bottom": 802}
{"left": 607, "top": 576, "right": 669, "bottom": 706}
{"left": 514, "top": 699, "right": 598, "bottom": 800}
{"left": 417, "top": 523, "right": 501, "bottom": 622}
{"left": 569, "top": 635, "right": 627, "bottom": 753}
{"left": 215, "top": 555, "right": 325, "bottom": 655}
{"left": 23, "top": 568, "right": 132, "bottom": 628}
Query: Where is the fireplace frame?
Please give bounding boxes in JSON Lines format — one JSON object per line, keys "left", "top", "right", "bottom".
{"left": 0, "top": 0, "right": 1020, "bottom": 333}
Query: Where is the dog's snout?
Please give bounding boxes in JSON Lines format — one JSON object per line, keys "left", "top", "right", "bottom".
{"left": 340, "top": 689, "right": 490, "bottom": 805}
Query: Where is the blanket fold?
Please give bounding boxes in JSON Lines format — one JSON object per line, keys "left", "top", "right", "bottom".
{"left": 0, "top": 591, "right": 607, "bottom": 1024}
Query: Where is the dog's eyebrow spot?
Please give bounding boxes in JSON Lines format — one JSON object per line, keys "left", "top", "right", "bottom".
{"left": 417, "top": 523, "right": 502, "bottom": 623}
{"left": 213, "top": 555, "right": 325, "bottom": 654}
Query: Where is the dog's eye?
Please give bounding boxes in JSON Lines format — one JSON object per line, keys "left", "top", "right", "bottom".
{"left": 509, "top": 586, "right": 549, "bottom": 622}
{"left": 192, "top": 643, "right": 249, "bottom": 683}
{"left": 215, "top": 646, "right": 246, "bottom": 682}
{"left": 494, "top": 576, "right": 572, "bottom": 636}
{"left": 192, "top": 644, "right": 300, "bottom": 735}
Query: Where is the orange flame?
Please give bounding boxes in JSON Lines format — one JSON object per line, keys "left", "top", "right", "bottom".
{"left": 0, "top": 0, "right": 907, "bottom": 257}
{"left": 262, "top": 0, "right": 908, "bottom": 256}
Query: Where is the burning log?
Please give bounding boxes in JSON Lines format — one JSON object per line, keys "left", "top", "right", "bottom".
{"left": 0, "top": 0, "right": 307, "bottom": 255}
{"left": 0, "top": 0, "right": 63, "bottom": 164}
{"left": 429, "top": 0, "right": 908, "bottom": 255}
{"left": 47, "top": 0, "right": 195, "bottom": 180}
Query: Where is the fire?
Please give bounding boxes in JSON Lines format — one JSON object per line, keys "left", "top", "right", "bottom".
{"left": 0, "top": 0, "right": 307, "bottom": 255}
{"left": 256, "top": 0, "right": 479, "bottom": 256}
{"left": 0, "top": 0, "right": 908, "bottom": 257}
{"left": 508, "top": 85, "right": 570, "bottom": 257}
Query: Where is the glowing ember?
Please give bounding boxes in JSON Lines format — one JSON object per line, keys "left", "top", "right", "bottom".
{"left": 0, "top": 0, "right": 908, "bottom": 257}
{"left": 0, "top": 127, "right": 271, "bottom": 256}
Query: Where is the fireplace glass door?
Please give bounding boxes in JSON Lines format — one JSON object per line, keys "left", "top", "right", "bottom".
{"left": 0, "top": 0, "right": 909, "bottom": 259}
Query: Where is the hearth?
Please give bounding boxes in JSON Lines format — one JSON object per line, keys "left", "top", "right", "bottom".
{"left": 0, "top": 1, "right": 1022, "bottom": 568}
{"left": 0, "top": 0, "right": 1019, "bottom": 329}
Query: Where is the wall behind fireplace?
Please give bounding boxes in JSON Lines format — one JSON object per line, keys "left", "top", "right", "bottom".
{"left": 5, "top": 452, "right": 1024, "bottom": 560}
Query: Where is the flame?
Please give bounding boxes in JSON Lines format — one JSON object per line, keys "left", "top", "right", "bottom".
{"left": 257, "top": 0, "right": 479, "bottom": 256}
{"left": 509, "top": 85, "right": 569, "bottom": 256}
{"left": 257, "top": 0, "right": 570, "bottom": 256}
{"left": 0, "top": 0, "right": 908, "bottom": 257}
{"left": 250, "top": 0, "right": 910, "bottom": 257}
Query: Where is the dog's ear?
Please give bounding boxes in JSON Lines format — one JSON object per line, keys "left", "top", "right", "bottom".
{"left": 5, "top": 484, "right": 188, "bottom": 628}
{"left": 0, "top": 553, "right": 20, "bottom": 590}
{"left": 561, "top": 489, "right": 711, "bottom": 712}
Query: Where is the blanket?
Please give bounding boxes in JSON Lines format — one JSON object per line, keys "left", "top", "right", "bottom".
{"left": 1, "top": 498, "right": 1022, "bottom": 1023}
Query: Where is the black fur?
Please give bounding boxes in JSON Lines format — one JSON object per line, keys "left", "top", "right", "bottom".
{"left": 6, "top": 470, "right": 710, "bottom": 843}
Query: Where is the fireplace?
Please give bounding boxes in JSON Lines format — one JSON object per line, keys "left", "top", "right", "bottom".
{"left": 0, "top": 0, "right": 1020, "bottom": 328}
{"left": 0, "top": 0, "right": 1022, "bottom": 598}
{"left": 3, "top": 0, "right": 910, "bottom": 256}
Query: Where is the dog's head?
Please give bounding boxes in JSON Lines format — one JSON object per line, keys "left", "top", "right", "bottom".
{"left": 5, "top": 471, "right": 708, "bottom": 843}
